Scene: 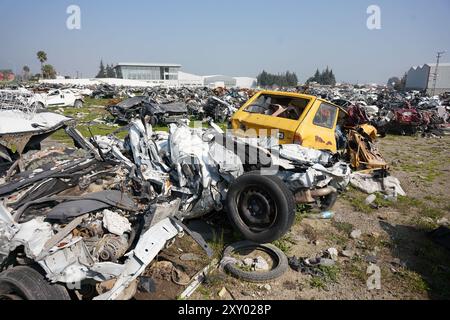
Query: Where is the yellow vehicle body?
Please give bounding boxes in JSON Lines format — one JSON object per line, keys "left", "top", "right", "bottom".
{"left": 231, "top": 90, "right": 344, "bottom": 152}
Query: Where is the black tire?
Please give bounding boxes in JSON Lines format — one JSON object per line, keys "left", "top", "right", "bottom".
{"left": 74, "top": 99, "right": 83, "bottom": 108}
{"left": 32, "top": 102, "right": 45, "bottom": 110}
{"left": 0, "top": 266, "right": 71, "bottom": 300}
{"left": 223, "top": 241, "right": 288, "bottom": 283}
{"left": 149, "top": 116, "right": 158, "bottom": 127}
{"left": 226, "top": 171, "right": 295, "bottom": 243}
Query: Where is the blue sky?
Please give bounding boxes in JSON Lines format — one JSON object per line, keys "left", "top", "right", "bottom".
{"left": 0, "top": 0, "right": 449, "bottom": 83}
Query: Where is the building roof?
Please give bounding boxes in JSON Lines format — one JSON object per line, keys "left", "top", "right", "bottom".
{"left": 426, "top": 63, "right": 450, "bottom": 67}
{"left": 115, "top": 63, "right": 182, "bottom": 68}
{"left": 409, "top": 63, "right": 450, "bottom": 70}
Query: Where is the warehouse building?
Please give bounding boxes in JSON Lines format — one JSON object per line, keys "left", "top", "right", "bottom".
{"left": 114, "top": 63, "right": 181, "bottom": 82}
{"left": 405, "top": 63, "right": 450, "bottom": 95}
{"left": 42, "top": 62, "right": 256, "bottom": 88}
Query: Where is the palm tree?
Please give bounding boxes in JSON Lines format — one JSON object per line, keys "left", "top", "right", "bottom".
{"left": 36, "top": 51, "right": 47, "bottom": 79}
{"left": 22, "top": 66, "right": 30, "bottom": 81}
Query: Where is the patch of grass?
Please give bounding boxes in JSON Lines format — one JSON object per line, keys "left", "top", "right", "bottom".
{"left": 272, "top": 234, "right": 295, "bottom": 254}
{"left": 332, "top": 220, "right": 354, "bottom": 236}
{"left": 396, "top": 268, "right": 429, "bottom": 294}
{"left": 310, "top": 265, "right": 340, "bottom": 290}
{"left": 310, "top": 277, "right": 326, "bottom": 290}
{"left": 295, "top": 204, "right": 310, "bottom": 224}
{"left": 409, "top": 217, "right": 437, "bottom": 231}
{"left": 208, "top": 230, "right": 226, "bottom": 261}
{"left": 400, "top": 160, "right": 440, "bottom": 182}
{"left": 302, "top": 224, "right": 319, "bottom": 243}
{"left": 327, "top": 233, "right": 349, "bottom": 247}
{"left": 393, "top": 196, "right": 423, "bottom": 213}
{"left": 197, "top": 285, "right": 213, "bottom": 300}
{"left": 342, "top": 187, "right": 373, "bottom": 213}
{"left": 347, "top": 256, "right": 367, "bottom": 284}
{"left": 420, "top": 207, "right": 445, "bottom": 220}
{"left": 348, "top": 196, "right": 373, "bottom": 214}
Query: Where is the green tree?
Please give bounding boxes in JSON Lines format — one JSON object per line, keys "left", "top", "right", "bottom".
{"left": 257, "top": 70, "right": 298, "bottom": 87}
{"left": 22, "top": 66, "right": 31, "bottom": 81}
{"left": 36, "top": 51, "right": 48, "bottom": 79}
{"left": 329, "top": 69, "right": 336, "bottom": 86}
{"left": 96, "top": 60, "right": 106, "bottom": 78}
{"left": 42, "top": 64, "right": 56, "bottom": 79}
{"left": 307, "top": 67, "right": 337, "bottom": 86}
{"left": 106, "top": 64, "right": 116, "bottom": 78}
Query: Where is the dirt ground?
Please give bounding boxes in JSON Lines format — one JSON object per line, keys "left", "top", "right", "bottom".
{"left": 185, "top": 134, "right": 450, "bottom": 301}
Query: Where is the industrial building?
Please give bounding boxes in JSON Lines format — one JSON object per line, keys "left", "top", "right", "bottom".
{"left": 405, "top": 63, "right": 450, "bottom": 95}
{"left": 41, "top": 63, "right": 256, "bottom": 88}
{"left": 113, "top": 63, "right": 256, "bottom": 88}
{"left": 114, "top": 63, "right": 181, "bottom": 82}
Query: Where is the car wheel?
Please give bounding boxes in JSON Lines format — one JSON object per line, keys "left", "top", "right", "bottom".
{"left": 74, "top": 100, "right": 83, "bottom": 108}
{"left": 32, "top": 102, "right": 45, "bottom": 110}
{"left": 149, "top": 116, "right": 158, "bottom": 127}
{"left": 226, "top": 171, "right": 295, "bottom": 243}
{"left": 0, "top": 266, "right": 71, "bottom": 300}
{"left": 222, "top": 241, "right": 288, "bottom": 282}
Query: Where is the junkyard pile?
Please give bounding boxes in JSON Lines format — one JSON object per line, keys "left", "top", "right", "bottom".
{"left": 0, "top": 83, "right": 448, "bottom": 300}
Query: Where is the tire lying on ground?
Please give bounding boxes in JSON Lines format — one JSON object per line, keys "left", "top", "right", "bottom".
{"left": 0, "top": 266, "right": 71, "bottom": 300}
{"left": 223, "top": 241, "right": 288, "bottom": 283}
{"left": 226, "top": 171, "right": 296, "bottom": 243}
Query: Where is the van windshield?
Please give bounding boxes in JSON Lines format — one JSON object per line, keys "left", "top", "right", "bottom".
{"left": 244, "top": 94, "right": 310, "bottom": 121}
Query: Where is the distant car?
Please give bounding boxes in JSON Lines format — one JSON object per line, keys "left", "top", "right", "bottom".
{"left": 32, "top": 89, "right": 84, "bottom": 109}
{"left": 91, "top": 85, "right": 117, "bottom": 100}
{"left": 107, "top": 96, "right": 188, "bottom": 126}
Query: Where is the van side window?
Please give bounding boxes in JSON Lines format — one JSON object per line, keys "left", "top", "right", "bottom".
{"left": 313, "top": 103, "right": 337, "bottom": 129}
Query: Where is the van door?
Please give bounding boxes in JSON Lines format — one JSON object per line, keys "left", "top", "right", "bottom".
{"left": 296, "top": 101, "right": 339, "bottom": 152}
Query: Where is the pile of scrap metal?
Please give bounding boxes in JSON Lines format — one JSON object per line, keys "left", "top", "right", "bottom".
{"left": 91, "top": 84, "right": 118, "bottom": 100}
{"left": 106, "top": 87, "right": 254, "bottom": 123}
{"left": 106, "top": 96, "right": 188, "bottom": 125}
{"left": 306, "top": 86, "right": 450, "bottom": 137}
{"left": 342, "top": 106, "right": 389, "bottom": 171}
{"left": 0, "top": 117, "right": 351, "bottom": 300}
{"left": 203, "top": 96, "right": 238, "bottom": 122}
{"left": 0, "top": 100, "right": 74, "bottom": 176}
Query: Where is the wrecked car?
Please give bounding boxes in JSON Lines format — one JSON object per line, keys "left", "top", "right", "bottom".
{"left": 107, "top": 96, "right": 188, "bottom": 126}
{"left": 231, "top": 91, "right": 388, "bottom": 171}
{"left": 231, "top": 91, "right": 345, "bottom": 152}
{"left": 0, "top": 116, "right": 350, "bottom": 300}
{"left": 0, "top": 109, "right": 74, "bottom": 175}
{"left": 203, "top": 96, "right": 237, "bottom": 123}
{"left": 91, "top": 85, "right": 117, "bottom": 100}
{"left": 42, "top": 89, "right": 84, "bottom": 109}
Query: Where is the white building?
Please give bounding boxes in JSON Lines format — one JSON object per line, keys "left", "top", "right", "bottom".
{"left": 41, "top": 62, "right": 257, "bottom": 89}
{"left": 405, "top": 63, "right": 450, "bottom": 95}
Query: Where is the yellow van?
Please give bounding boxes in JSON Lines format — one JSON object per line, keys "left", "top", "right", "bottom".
{"left": 231, "top": 90, "right": 345, "bottom": 152}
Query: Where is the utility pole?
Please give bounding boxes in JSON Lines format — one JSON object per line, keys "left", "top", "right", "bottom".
{"left": 431, "top": 51, "right": 445, "bottom": 96}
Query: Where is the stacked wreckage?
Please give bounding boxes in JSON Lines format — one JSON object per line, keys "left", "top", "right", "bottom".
{"left": 0, "top": 86, "right": 434, "bottom": 300}
{"left": 0, "top": 115, "right": 351, "bottom": 299}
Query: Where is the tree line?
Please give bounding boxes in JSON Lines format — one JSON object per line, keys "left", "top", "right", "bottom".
{"left": 306, "top": 67, "right": 336, "bottom": 86}
{"left": 96, "top": 60, "right": 116, "bottom": 78}
{"left": 257, "top": 70, "right": 298, "bottom": 87}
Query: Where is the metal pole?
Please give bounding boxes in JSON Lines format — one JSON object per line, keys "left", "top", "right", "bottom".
{"left": 432, "top": 51, "right": 445, "bottom": 96}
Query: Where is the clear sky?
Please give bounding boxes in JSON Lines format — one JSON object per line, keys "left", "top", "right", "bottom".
{"left": 1, "top": 0, "right": 449, "bottom": 84}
